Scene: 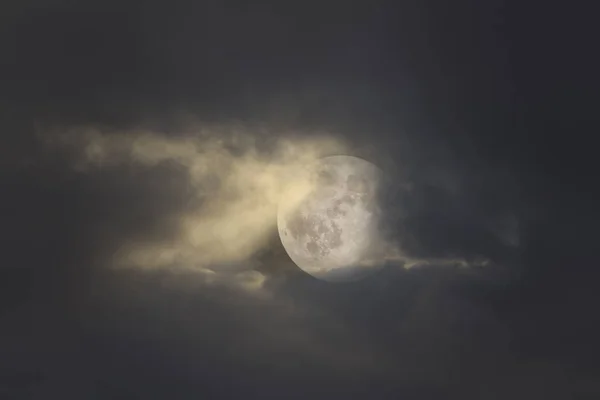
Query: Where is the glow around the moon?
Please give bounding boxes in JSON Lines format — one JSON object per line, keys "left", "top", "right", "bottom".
{"left": 277, "top": 155, "right": 384, "bottom": 282}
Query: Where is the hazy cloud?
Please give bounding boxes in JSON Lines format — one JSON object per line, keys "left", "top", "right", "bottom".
{"left": 42, "top": 124, "right": 354, "bottom": 290}
{"left": 38, "top": 121, "right": 510, "bottom": 291}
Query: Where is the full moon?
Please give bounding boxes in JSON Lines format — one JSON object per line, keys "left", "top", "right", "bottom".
{"left": 277, "top": 155, "right": 384, "bottom": 282}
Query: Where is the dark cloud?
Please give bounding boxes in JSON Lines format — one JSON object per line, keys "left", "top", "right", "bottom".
{"left": 1, "top": 0, "right": 598, "bottom": 398}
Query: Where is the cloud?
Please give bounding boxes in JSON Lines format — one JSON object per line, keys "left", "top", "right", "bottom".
{"left": 39, "top": 119, "right": 510, "bottom": 294}
{"left": 41, "top": 123, "right": 351, "bottom": 290}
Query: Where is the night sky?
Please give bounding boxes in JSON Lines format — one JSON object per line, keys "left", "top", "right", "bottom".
{"left": 1, "top": 1, "right": 598, "bottom": 398}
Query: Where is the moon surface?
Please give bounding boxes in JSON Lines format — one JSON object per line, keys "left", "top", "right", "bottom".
{"left": 277, "top": 155, "right": 384, "bottom": 282}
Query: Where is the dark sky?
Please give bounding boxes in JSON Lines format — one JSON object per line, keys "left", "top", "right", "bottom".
{"left": 1, "top": 1, "right": 598, "bottom": 398}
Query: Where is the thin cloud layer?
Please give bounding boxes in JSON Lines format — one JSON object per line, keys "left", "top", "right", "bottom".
{"left": 43, "top": 124, "right": 352, "bottom": 289}
{"left": 41, "top": 122, "right": 505, "bottom": 291}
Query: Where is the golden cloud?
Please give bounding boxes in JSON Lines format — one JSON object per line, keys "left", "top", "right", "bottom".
{"left": 43, "top": 124, "right": 349, "bottom": 290}
{"left": 41, "top": 122, "right": 497, "bottom": 291}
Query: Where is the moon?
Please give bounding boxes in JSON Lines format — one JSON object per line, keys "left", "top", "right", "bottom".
{"left": 277, "top": 155, "right": 384, "bottom": 282}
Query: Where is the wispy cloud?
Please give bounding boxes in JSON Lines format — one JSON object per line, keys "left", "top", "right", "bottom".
{"left": 40, "top": 121, "right": 505, "bottom": 292}
{"left": 42, "top": 123, "right": 350, "bottom": 291}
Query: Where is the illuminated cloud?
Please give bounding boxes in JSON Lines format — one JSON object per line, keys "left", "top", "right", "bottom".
{"left": 42, "top": 124, "right": 349, "bottom": 290}
{"left": 40, "top": 121, "right": 502, "bottom": 291}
